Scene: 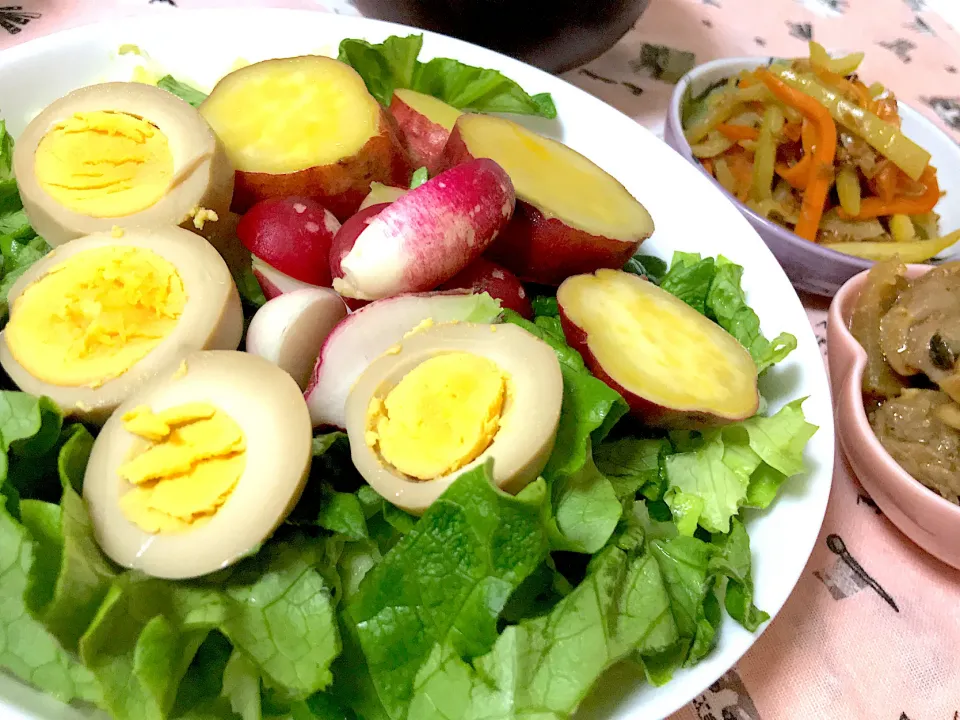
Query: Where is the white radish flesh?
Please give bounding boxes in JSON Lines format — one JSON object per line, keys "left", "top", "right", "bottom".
{"left": 246, "top": 288, "right": 348, "bottom": 389}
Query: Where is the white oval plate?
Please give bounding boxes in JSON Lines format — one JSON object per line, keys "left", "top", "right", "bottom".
{"left": 0, "top": 9, "right": 834, "bottom": 720}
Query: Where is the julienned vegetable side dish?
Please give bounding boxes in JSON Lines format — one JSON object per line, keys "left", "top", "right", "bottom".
{"left": 0, "top": 34, "right": 817, "bottom": 720}
{"left": 851, "top": 259, "right": 960, "bottom": 504}
{"left": 683, "top": 41, "right": 959, "bottom": 264}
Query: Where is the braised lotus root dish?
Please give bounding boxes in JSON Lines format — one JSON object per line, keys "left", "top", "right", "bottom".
{"left": 851, "top": 259, "right": 960, "bottom": 503}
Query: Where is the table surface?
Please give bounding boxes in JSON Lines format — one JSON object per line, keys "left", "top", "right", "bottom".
{"left": 2, "top": 1, "right": 960, "bottom": 719}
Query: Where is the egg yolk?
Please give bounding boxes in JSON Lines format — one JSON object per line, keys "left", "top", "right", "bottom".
{"left": 5, "top": 245, "right": 186, "bottom": 387}
{"left": 365, "top": 352, "right": 507, "bottom": 480}
{"left": 118, "top": 403, "right": 247, "bottom": 534}
{"left": 34, "top": 110, "right": 174, "bottom": 218}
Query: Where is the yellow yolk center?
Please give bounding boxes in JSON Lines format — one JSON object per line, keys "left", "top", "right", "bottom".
{"left": 365, "top": 352, "right": 507, "bottom": 480}
{"left": 34, "top": 110, "right": 174, "bottom": 218}
{"left": 4, "top": 245, "right": 186, "bottom": 387}
{"left": 118, "top": 403, "right": 247, "bottom": 534}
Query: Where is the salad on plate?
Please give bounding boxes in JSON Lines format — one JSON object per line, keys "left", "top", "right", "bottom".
{"left": 0, "top": 33, "right": 817, "bottom": 720}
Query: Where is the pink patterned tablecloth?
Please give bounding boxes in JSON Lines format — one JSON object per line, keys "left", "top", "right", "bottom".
{"left": 3, "top": 1, "right": 960, "bottom": 719}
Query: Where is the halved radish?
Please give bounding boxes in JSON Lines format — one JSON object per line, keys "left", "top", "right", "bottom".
{"left": 443, "top": 114, "right": 654, "bottom": 285}
{"left": 557, "top": 269, "right": 759, "bottom": 427}
{"left": 237, "top": 197, "right": 340, "bottom": 287}
{"left": 251, "top": 256, "right": 319, "bottom": 300}
{"left": 330, "top": 203, "right": 391, "bottom": 286}
{"left": 246, "top": 288, "right": 348, "bottom": 389}
{"left": 305, "top": 290, "right": 502, "bottom": 428}
{"left": 438, "top": 257, "right": 532, "bottom": 319}
{"left": 331, "top": 159, "right": 515, "bottom": 301}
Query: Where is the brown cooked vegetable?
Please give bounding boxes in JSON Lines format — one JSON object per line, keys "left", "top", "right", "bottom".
{"left": 850, "top": 258, "right": 909, "bottom": 400}
{"left": 871, "top": 389, "right": 960, "bottom": 504}
{"left": 878, "top": 262, "right": 960, "bottom": 402}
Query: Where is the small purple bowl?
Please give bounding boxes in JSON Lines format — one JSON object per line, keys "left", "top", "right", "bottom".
{"left": 664, "top": 57, "right": 960, "bottom": 297}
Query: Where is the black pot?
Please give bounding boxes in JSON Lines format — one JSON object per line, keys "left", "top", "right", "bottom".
{"left": 355, "top": 0, "right": 653, "bottom": 74}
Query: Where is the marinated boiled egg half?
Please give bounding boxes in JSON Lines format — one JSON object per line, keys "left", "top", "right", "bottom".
{"left": 83, "top": 350, "right": 312, "bottom": 579}
{"left": 344, "top": 322, "right": 563, "bottom": 514}
{"left": 13, "top": 82, "right": 234, "bottom": 247}
{"left": 0, "top": 226, "right": 243, "bottom": 424}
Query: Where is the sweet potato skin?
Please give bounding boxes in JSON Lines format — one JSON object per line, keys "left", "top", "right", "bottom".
{"left": 558, "top": 288, "right": 758, "bottom": 428}
{"left": 443, "top": 124, "right": 649, "bottom": 286}
{"left": 389, "top": 91, "right": 457, "bottom": 176}
{"left": 559, "top": 307, "right": 745, "bottom": 428}
{"left": 231, "top": 109, "right": 412, "bottom": 221}
{"left": 487, "top": 200, "right": 644, "bottom": 286}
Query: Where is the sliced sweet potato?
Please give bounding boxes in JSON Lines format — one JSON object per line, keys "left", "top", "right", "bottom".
{"left": 200, "top": 56, "right": 411, "bottom": 220}
{"left": 443, "top": 114, "right": 654, "bottom": 285}
{"left": 558, "top": 269, "right": 759, "bottom": 428}
{"left": 389, "top": 89, "right": 462, "bottom": 176}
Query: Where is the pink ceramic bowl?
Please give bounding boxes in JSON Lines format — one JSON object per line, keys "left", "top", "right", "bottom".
{"left": 828, "top": 265, "right": 960, "bottom": 569}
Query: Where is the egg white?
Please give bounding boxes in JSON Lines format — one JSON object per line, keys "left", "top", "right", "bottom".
{"left": 344, "top": 322, "right": 563, "bottom": 514}
{"left": 0, "top": 227, "right": 243, "bottom": 424}
{"left": 83, "top": 350, "right": 313, "bottom": 580}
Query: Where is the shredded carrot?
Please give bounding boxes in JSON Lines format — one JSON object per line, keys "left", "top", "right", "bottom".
{"left": 813, "top": 65, "right": 871, "bottom": 107}
{"left": 872, "top": 93, "right": 901, "bottom": 126}
{"left": 716, "top": 123, "right": 760, "bottom": 141}
{"left": 776, "top": 154, "right": 812, "bottom": 189}
{"left": 841, "top": 165, "right": 941, "bottom": 220}
{"left": 782, "top": 121, "right": 802, "bottom": 142}
{"left": 870, "top": 161, "right": 899, "bottom": 203}
{"left": 723, "top": 147, "right": 755, "bottom": 201}
{"left": 701, "top": 158, "right": 715, "bottom": 176}
{"left": 758, "top": 70, "right": 837, "bottom": 242}
{"left": 801, "top": 119, "right": 817, "bottom": 155}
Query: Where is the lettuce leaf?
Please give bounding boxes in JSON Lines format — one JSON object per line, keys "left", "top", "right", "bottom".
{"left": 710, "top": 518, "right": 769, "bottom": 631}
{"left": 659, "top": 252, "right": 797, "bottom": 372}
{"left": 648, "top": 535, "right": 720, "bottom": 669}
{"left": 25, "top": 481, "right": 117, "bottom": 653}
{"left": 622, "top": 253, "right": 668, "bottom": 285}
{"left": 706, "top": 258, "right": 797, "bottom": 373}
{"left": 501, "top": 311, "right": 627, "bottom": 553}
{"left": 548, "top": 440, "right": 621, "bottom": 554}
{"left": 338, "top": 34, "right": 556, "bottom": 118}
{"left": 347, "top": 462, "right": 549, "bottom": 719}
{"left": 0, "top": 438, "right": 103, "bottom": 705}
{"left": 0, "top": 121, "right": 50, "bottom": 320}
{"left": 157, "top": 75, "right": 208, "bottom": 108}
{"left": 595, "top": 437, "right": 672, "bottom": 501}
{"left": 0, "top": 119, "right": 12, "bottom": 180}
{"left": 79, "top": 533, "right": 341, "bottom": 720}
{"left": 407, "top": 541, "right": 677, "bottom": 719}
{"left": 663, "top": 398, "right": 818, "bottom": 534}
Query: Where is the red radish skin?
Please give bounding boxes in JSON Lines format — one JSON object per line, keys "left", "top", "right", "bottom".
{"left": 557, "top": 270, "right": 759, "bottom": 428}
{"left": 304, "top": 289, "right": 501, "bottom": 428}
{"left": 330, "top": 203, "right": 392, "bottom": 311}
{"left": 486, "top": 201, "right": 641, "bottom": 286}
{"left": 388, "top": 89, "right": 461, "bottom": 176}
{"left": 246, "top": 287, "right": 348, "bottom": 389}
{"left": 238, "top": 197, "right": 340, "bottom": 286}
{"left": 438, "top": 257, "right": 532, "bottom": 319}
{"left": 442, "top": 116, "right": 654, "bottom": 286}
{"left": 252, "top": 256, "right": 320, "bottom": 300}
{"left": 330, "top": 203, "right": 392, "bottom": 284}
{"left": 332, "top": 159, "right": 515, "bottom": 301}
